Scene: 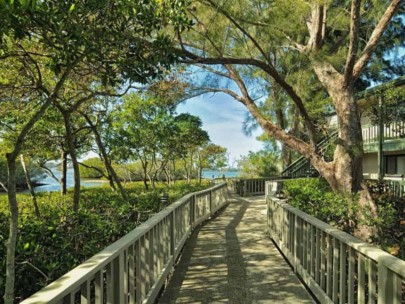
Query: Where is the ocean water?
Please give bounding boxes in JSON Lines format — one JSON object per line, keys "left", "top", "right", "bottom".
{"left": 27, "top": 168, "right": 238, "bottom": 193}
{"left": 201, "top": 170, "right": 238, "bottom": 179}
{"left": 26, "top": 168, "right": 106, "bottom": 193}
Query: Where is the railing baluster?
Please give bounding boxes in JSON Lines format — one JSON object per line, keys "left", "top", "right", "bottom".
{"left": 310, "top": 226, "right": 315, "bottom": 277}
{"left": 347, "top": 247, "right": 355, "bottom": 304}
{"left": 129, "top": 245, "right": 135, "bottom": 304}
{"left": 333, "top": 238, "right": 339, "bottom": 303}
{"left": 80, "top": 280, "right": 90, "bottom": 304}
{"left": 106, "top": 261, "right": 114, "bottom": 304}
{"left": 302, "top": 221, "right": 308, "bottom": 271}
{"left": 368, "top": 259, "right": 377, "bottom": 304}
{"left": 320, "top": 232, "right": 326, "bottom": 289}
{"left": 63, "top": 292, "right": 75, "bottom": 304}
{"left": 315, "top": 228, "right": 320, "bottom": 284}
{"left": 357, "top": 254, "right": 365, "bottom": 304}
{"left": 94, "top": 270, "right": 104, "bottom": 304}
{"left": 339, "top": 242, "right": 347, "bottom": 304}
{"left": 326, "top": 235, "right": 333, "bottom": 297}
{"left": 378, "top": 263, "right": 398, "bottom": 304}
{"left": 149, "top": 229, "right": 155, "bottom": 289}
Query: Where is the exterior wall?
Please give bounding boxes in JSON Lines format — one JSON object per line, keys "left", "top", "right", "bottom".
{"left": 362, "top": 153, "right": 378, "bottom": 179}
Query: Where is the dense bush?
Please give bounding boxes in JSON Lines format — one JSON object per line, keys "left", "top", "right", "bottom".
{"left": 366, "top": 179, "right": 405, "bottom": 259}
{"left": 0, "top": 180, "right": 210, "bottom": 302}
{"left": 283, "top": 178, "right": 357, "bottom": 232}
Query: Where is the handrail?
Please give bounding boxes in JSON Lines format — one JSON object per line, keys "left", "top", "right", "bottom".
{"left": 22, "top": 182, "right": 229, "bottom": 304}
{"left": 233, "top": 177, "right": 279, "bottom": 196}
{"left": 266, "top": 184, "right": 405, "bottom": 304}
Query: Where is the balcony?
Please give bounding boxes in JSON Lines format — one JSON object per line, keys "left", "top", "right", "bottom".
{"left": 362, "top": 121, "right": 405, "bottom": 153}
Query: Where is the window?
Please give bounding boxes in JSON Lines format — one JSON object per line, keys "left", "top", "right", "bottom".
{"left": 386, "top": 156, "right": 396, "bottom": 174}
{"left": 385, "top": 155, "right": 405, "bottom": 175}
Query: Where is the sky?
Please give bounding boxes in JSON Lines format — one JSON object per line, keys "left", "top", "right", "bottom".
{"left": 176, "top": 92, "right": 264, "bottom": 167}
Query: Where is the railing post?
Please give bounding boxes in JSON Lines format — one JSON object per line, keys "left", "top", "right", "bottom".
{"left": 190, "top": 195, "right": 195, "bottom": 228}
{"left": 112, "top": 252, "right": 126, "bottom": 304}
{"left": 170, "top": 210, "right": 176, "bottom": 262}
{"left": 377, "top": 262, "right": 397, "bottom": 304}
{"left": 293, "top": 214, "right": 298, "bottom": 272}
{"left": 209, "top": 189, "right": 213, "bottom": 217}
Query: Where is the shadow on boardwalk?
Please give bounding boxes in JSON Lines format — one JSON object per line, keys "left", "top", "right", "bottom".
{"left": 159, "top": 195, "right": 314, "bottom": 304}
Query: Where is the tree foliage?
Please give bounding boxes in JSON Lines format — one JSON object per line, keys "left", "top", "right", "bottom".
{"left": 237, "top": 149, "right": 280, "bottom": 178}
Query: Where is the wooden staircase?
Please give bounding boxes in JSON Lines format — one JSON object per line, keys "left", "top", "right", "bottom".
{"left": 281, "top": 130, "right": 338, "bottom": 178}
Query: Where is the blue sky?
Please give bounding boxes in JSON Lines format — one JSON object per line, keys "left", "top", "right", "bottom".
{"left": 177, "top": 92, "right": 264, "bottom": 166}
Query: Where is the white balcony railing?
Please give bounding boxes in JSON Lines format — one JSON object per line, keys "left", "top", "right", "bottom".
{"left": 362, "top": 121, "right": 405, "bottom": 143}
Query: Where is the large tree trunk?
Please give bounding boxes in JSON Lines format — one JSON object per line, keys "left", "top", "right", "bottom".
{"left": 63, "top": 113, "right": 81, "bottom": 212}
{"left": 60, "top": 150, "right": 68, "bottom": 195}
{"left": 4, "top": 156, "right": 18, "bottom": 304}
{"left": 306, "top": 79, "right": 377, "bottom": 240}
{"left": 20, "top": 154, "right": 40, "bottom": 218}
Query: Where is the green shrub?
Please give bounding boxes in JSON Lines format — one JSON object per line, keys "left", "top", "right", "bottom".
{"left": 283, "top": 178, "right": 357, "bottom": 232}
{"left": 0, "top": 180, "right": 210, "bottom": 301}
{"left": 366, "top": 181, "right": 405, "bottom": 259}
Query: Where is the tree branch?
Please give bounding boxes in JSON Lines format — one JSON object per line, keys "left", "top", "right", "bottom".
{"left": 0, "top": 182, "right": 8, "bottom": 193}
{"left": 344, "top": 0, "right": 361, "bottom": 86}
{"left": 38, "top": 162, "right": 61, "bottom": 184}
{"left": 352, "top": 0, "right": 403, "bottom": 80}
{"left": 199, "top": 0, "right": 272, "bottom": 64}
{"left": 307, "top": 4, "right": 325, "bottom": 50}
{"left": 78, "top": 162, "right": 108, "bottom": 179}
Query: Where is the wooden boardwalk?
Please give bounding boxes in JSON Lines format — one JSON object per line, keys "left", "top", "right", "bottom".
{"left": 159, "top": 195, "right": 314, "bottom": 304}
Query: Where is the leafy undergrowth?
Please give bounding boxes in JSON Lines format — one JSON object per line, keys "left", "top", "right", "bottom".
{"left": 0, "top": 180, "right": 210, "bottom": 302}
{"left": 283, "top": 178, "right": 405, "bottom": 260}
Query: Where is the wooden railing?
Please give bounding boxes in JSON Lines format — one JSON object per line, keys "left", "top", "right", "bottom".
{"left": 362, "top": 121, "right": 405, "bottom": 143}
{"left": 233, "top": 177, "right": 278, "bottom": 196}
{"left": 22, "top": 183, "right": 229, "bottom": 304}
{"left": 266, "top": 186, "right": 405, "bottom": 304}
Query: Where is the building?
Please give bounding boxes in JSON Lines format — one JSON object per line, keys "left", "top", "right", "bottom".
{"left": 359, "top": 76, "right": 405, "bottom": 181}
{"left": 282, "top": 76, "right": 405, "bottom": 182}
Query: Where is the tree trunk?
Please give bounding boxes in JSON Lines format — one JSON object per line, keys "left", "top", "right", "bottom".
{"left": 61, "top": 150, "right": 68, "bottom": 195}
{"left": 20, "top": 154, "right": 40, "bottom": 218}
{"left": 63, "top": 113, "right": 81, "bottom": 211}
{"left": 199, "top": 166, "right": 203, "bottom": 184}
{"left": 81, "top": 112, "right": 128, "bottom": 199}
{"left": 172, "top": 159, "right": 176, "bottom": 184}
{"left": 95, "top": 133, "right": 127, "bottom": 199}
{"left": 4, "top": 156, "right": 18, "bottom": 304}
{"left": 141, "top": 160, "right": 149, "bottom": 190}
{"left": 310, "top": 60, "right": 377, "bottom": 211}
